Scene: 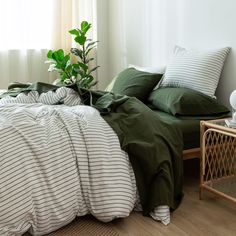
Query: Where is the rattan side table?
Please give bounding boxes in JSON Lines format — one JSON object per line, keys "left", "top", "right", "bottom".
{"left": 200, "top": 119, "right": 236, "bottom": 203}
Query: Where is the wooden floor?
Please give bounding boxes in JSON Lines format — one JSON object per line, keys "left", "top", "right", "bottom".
{"left": 71, "top": 159, "right": 236, "bottom": 236}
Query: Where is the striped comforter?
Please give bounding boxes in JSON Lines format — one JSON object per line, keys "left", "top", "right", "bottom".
{"left": 0, "top": 88, "right": 169, "bottom": 236}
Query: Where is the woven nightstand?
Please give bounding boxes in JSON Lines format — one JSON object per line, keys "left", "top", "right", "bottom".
{"left": 200, "top": 119, "right": 236, "bottom": 203}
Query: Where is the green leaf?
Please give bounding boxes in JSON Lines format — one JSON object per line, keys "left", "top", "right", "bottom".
{"left": 80, "top": 79, "right": 88, "bottom": 88}
{"left": 65, "top": 59, "right": 71, "bottom": 68}
{"left": 57, "top": 49, "right": 65, "bottom": 60}
{"left": 72, "top": 69, "right": 78, "bottom": 77}
{"left": 88, "top": 66, "right": 100, "bottom": 75}
{"left": 60, "top": 73, "right": 68, "bottom": 82}
{"left": 61, "top": 54, "right": 70, "bottom": 68}
{"left": 78, "top": 62, "right": 88, "bottom": 72}
{"left": 89, "top": 80, "right": 98, "bottom": 87}
{"left": 75, "top": 35, "right": 86, "bottom": 45}
{"left": 72, "top": 63, "right": 80, "bottom": 69}
{"left": 69, "top": 29, "right": 80, "bottom": 36}
{"left": 86, "top": 75, "right": 94, "bottom": 84}
{"left": 78, "top": 75, "right": 94, "bottom": 89}
{"left": 77, "top": 69, "right": 85, "bottom": 76}
{"left": 55, "top": 63, "right": 62, "bottom": 69}
{"left": 85, "top": 41, "right": 98, "bottom": 50}
{"left": 51, "top": 52, "right": 57, "bottom": 61}
{"left": 70, "top": 48, "right": 83, "bottom": 59}
{"left": 51, "top": 49, "right": 65, "bottom": 62}
{"left": 85, "top": 58, "right": 94, "bottom": 63}
{"left": 65, "top": 63, "right": 72, "bottom": 71}
{"left": 47, "top": 50, "right": 53, "bottom": 59}
{"left": 67, "top": 63, "right": 78, "bottom": 77}
{"left": 85, "top": 46, "right": 95, "bottom": 56}
{"left": 81, "top": 21, "right": 91, "bottom": 34}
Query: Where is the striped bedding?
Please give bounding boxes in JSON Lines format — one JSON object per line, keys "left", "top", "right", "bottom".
{"left": 159, "top": 46, "right": 230, "bottom": 97}
{"left": 0, "top": 88, "right": 169, "bottom": 236}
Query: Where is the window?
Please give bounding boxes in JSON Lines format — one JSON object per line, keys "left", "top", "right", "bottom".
{"left": 0, "top": 0, "right": 54, "bottom": 50}
{"left": 0, "top": 0, "right": 97, "bottom": 88}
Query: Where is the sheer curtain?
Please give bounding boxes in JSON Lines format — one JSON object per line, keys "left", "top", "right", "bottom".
{"left": 0, "top": 0, "right": 97, "bottom": 88}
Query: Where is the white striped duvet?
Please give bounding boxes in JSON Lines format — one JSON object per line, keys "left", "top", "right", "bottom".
{"left": 0, "top": 89, "right": 170, "bottom": 236}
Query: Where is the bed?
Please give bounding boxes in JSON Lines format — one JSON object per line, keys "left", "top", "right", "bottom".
{"left": 0, "top": 51, "right": 230, "bottom": 235}
{"left": 0, "top": 83, "right": 229, "bottom": 235}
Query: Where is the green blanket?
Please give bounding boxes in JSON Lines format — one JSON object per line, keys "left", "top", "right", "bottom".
{"left": 1, "top": 82, "right": 184, "bottom": 214}
{"left": 97, "top": 95, "right": 183, "bottom": 214}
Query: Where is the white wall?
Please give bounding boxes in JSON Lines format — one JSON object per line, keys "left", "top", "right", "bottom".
{"left": 176, "top": 0, "right": 236, "bottom": 106}
{"left": 106, "top": 0, "right": 236, "bottom": 106}
{"left": 107, "top": 0, "right": 178, "bottom": 78}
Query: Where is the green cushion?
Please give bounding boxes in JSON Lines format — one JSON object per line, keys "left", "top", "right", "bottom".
{"left": 148, "top": 87, "right": 230, "bottom": 116}
{"left": 112, "top": 68, "right": 163, "bottom": 101}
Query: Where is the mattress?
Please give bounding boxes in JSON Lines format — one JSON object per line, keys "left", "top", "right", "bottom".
{"left": 152, "top": 110, "right": 200, "bottom": 150}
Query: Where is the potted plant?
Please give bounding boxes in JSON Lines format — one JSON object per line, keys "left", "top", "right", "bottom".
{"left": 46, "top": 21, "right": 98, "bottom": 89}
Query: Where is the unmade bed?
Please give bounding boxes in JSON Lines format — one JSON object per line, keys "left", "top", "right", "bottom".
{"left": 0, "top": 82, "right": 230, "bottom": 236}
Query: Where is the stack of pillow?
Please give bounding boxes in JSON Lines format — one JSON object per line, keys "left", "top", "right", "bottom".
{"left": 106, "top": 46, "right": 231, "bottom": 118}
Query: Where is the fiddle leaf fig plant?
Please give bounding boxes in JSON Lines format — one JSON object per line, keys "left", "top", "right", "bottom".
{"left": 46, "top": 21, "right": 98, "bottom": 89}
{"left": 69, "top": 21, "right": 99, "bottom": 88}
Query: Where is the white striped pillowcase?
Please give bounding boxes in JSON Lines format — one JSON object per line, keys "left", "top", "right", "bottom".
{"left": 159, "top": 46, "right": 230, "bottom": 97}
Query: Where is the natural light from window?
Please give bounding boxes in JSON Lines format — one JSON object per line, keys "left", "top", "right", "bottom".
{"left": 0, "top": 0, "right": 54, "bottom": 50}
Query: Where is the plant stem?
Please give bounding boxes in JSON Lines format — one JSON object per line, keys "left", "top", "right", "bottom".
{"left": 66, "top": 71, "right": 71, "bottom": 79}
{"left": 82, "top": 44, "right": 86, "bottom": 64}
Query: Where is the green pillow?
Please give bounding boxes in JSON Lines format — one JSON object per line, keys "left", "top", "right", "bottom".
{"left": 112, "top": 68, "right": 163, "bottom": 101}
{"left": 148, "top": 87, "right": 230, "bottom": 116}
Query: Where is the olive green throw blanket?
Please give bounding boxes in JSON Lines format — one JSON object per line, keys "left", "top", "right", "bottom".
{"left": 1, "top": 82, "right": 184, "bottom": 214}
{"left": 98, "top": 95, "right": 184, "bottom": 214}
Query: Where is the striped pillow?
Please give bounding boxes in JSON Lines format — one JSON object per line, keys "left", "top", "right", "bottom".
{"left": 159, "top": 46, "right": 230, "bottom": 97}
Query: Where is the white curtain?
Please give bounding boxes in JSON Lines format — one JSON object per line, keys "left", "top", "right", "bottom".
{"left": 0, "top": 0, "right": 97, "bottom": 89}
